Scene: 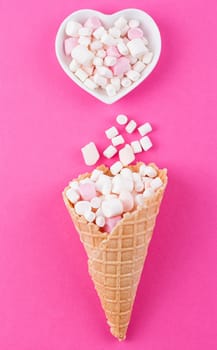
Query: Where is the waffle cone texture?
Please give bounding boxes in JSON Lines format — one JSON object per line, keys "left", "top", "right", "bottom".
{"left": 63, "top": 163, "right": 168, "bottom": 340}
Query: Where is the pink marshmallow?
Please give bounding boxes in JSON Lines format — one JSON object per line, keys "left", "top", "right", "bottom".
{"left": 84, "top": 16, "right": 102, "bottom": 29}
{"left": 64, "top": 37, "right": 78, "bottom": 56}
{"left": 79, "top": 183, "right": 97, "bottom": 201}
{"left": 127, "top": 28, "right": 144, "bottom": 40}
{"left": 104, "top": 216, "right": 122, "bottom": 233}
{"left": 106, "top": 46, "right": 121, "bottom": 58}
{"left": 112, "top": 57, "right": 131, "bottom": 76}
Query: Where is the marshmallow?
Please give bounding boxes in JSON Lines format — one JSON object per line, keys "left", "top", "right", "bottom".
{"left": 109, "top": 27, "right": 121, "bottom": 38}
{"left": 69, "top": 180, "right": 79, "bottom": 190}
{"left": 82, "top": 65, "right": 94, "bottom": 76}
{"left": 112, "top": 174, "right": 134, "bottom": 193}
{"left": 131, "top": 140, "right": 142, "bottom": 153}
{"left": 111, "top": 77, "right": 121, "bottom": 91}
{"left": 143, "top": 165, "right": 157, "bottom": 178}
{"left": 78, "top": 36, "right": 91, "bottom": 46}
{"left": 138, "top": 122, "right": 152, "bottom": 136}
{"left": 116, "top": 114, "right": 128, "bottom": 125}
{"left": 96, "top": 215, "right": 105, "bottom": 227}
{"left": 93, "top": 56, "right": 103, "bottom": 66}
{"left": 121, "top": 25, "right": 130, "bottom": 37}
{"left": 103, "top": 145, "right": 117, "bottom": 158}
{"left": 127, "top": 28, "right": 144, "bottom": 40}
{"left": 65, "top": 20, "right": 82, "bottom": 36}
{"left": 114, "top": 17, "right": 127, "bottom": 29}
{"left": 95, "top": 174, "right": 112, "bottom": 192}
{"left": 84, "top": 17, "right": 102, "bottom": 30}
{"left": 90, "top": 40, "right": 103, "bottom": 51}
{"left": 129, "top": 19, "right": 140, "bottom": 28}
{"left": 106, "top": 46, "right": 121, "bottom": 57}
{"left": 74, "top": 201, "right": 91, "bottom": 215}
{"left": 119, "top": 191, "right": 134, "bottom": 211}
{"left": 84, "top": 78, "right": 97, "bottom": 90}
{"left": 69, "top": 59, "right": 79, "bottom": 72}
{"left": 64, "top": 38, "right": 78, "bottom": 55}
{"left": 143, "top": 177, "right": 152, "bottom": 189}
{"left": 125, "top": 120, "right": 137, "bottom": 133}
{"left": 93, "top": 26, "right": 106, "bottom": 40}
{"left": 104, "top": 216, "right": 122, "bottom": 232}
{"left": 81, "top": 142, "right": 100, "bottom": 166}
{"left": 119, "top": 144, "right": 135, "bottom": 166}
{"left": 133, "top": 61, "right": 146, "bottom": 73}
{"left": 71, "top": 45, "right": 94, "bottom": 65}
{"left": 135, "top": 194, "right": 144, "bottom": 206}
{"left": 105, "top": 126, "right": 119, "bottom": 139}
{"left": 101, "top": 198, "right": 123, "bottom": 218}
{"left": 112, "top": 57, "right": 130, "bottom": 76}
{"left": 106, "top": 84, "right": 116, "bottom": 96}
{"left": 101, "top": 181, "right": 112, "bottom": 195}
{"left": 126, "top": 70, "right": 140, "bottom": 82}
{"left": 142, "top": 52, "right": 153, "bottom": 64}
{"left": 93, "top": 73, "right": 107, "bottom": 87}
{"left": 121, "top": 77, "right": 132, "bottom": 88}
{"left": 97, "top": 66, "right": 113, "bottom": 78}
{"left": 96, "top": 49, "right": 106, "bottom": 58}
{"left": 90, "top": 169, "right": 103, "bottom": 182}
{"left": 74, "top": 68, "right": 88, "bottom": 82}
{"left": 79, "top": 182, "right": 96, "bottom": 201}
{"left": 66, "top": 188, "right": 80, "bottom": 204}
{"left": 133, "top": 173, "right": 144, "bottom": 192}
{"left": 120, "top": 168, "right": 133, "bottom": 179}
{"left": 111, "top": 135, "right": 125, "bottom": 146}
{"left": 101, "top": 34, "right": 116, "bottom": 46}
{"left": 104, "top": 56, "right": 117, "bottom": 67}
{"left": 110, "top": 161, "right": 123, "bottom": 175}
{"left": 84, "top": 210, "right": 96, "bottom": 223}
{"left": 90, "top": 196, "right": 102, "bottom": 209}
{"left": 129, "top": 56, "right": 138, "bottom": 64}
{"left": 117, "top": 41, "right": 129, "bottom": 55}
{"left": 78, "top": 27, "right": 92, "bottom": 36}
{"left": 150, "top": 177, "right": 163, "bottom": 190}
{"left": 139, "top": 164, "right": 147, "bottom": 176}
{"left": 140, "top": 136, "right": 153, "bottom": 151}
{"left": 143, "top": 188, "right": 155, "bottom": 198}
{"left": 127, "top": 38, "right": 148, "bottom": 58}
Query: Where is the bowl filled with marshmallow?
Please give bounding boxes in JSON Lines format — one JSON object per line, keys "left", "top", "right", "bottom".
{"left": 55, "top": 9, "right": 161, "bottom": 104}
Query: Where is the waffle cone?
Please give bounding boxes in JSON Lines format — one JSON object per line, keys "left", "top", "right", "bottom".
{"left": 63, "top": 163, "right": 167, "bottom": 340}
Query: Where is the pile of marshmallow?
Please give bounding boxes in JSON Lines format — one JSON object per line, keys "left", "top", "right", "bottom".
{"left": 66, "top": 164, "right": 163, "bottom": 232}
{"left": 64, "top": 16, "right": 153, "bottom": 96}
{"left": 81, "top": 113, "right": 153, "bottom": 174}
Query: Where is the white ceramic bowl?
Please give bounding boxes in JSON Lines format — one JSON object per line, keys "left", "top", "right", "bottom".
{"left": 55, "top": 8, "right": 161, "bottom": 104}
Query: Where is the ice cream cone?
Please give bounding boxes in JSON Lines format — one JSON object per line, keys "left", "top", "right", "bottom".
{"left": 63, "top": 162, "right": 167, "bottom": 340}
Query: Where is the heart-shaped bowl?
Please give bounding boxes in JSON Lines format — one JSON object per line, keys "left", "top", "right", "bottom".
{"left": 55, "top": 8, "right": 161, "bottom": 104}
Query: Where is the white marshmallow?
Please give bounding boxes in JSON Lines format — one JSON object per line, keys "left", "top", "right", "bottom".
{"left": 129, "top": 19, "right": 140, "bottom": 28}
{"left": 84, "top": 78, "right": 97, "bottom": 90}
{"left": 84, "top": 210, "right": 96, "bottom": 223}
{"left": 78, "top": 27, "right": 92, "bottom": 36}
{"left": 95, "top": 174, "right": 112, "bottom": 193}
{"left": 103, "top": 145, "right": 117, "bottom": 159}
{"left": 120, "top": 168, "right": 133, "bottom": 179}
{"left": 101, "top": 182, "right": 112, "bottom": 195}
{"left": 129, "top": 56, "right": 138, "bottom": 64}
{"left": 140, "top": 136, "right": 153, "bottom": 151}
{"left": 93, "top": 26, "right": 106, "bottom": 39}
{"left": 104, "top": 56, "right": 117, "bottom": 67}
{"left": 143, "top": 188, "right": 155, "bottom": 198}
{"left": 78, "top": 36, "right": 91, "bottom": 46}
{"left": 93, "top": 56, "right": 103, "bottom": 66}
{"left": 144, "top": 165, "right": 157, "bottom": 178}
{"left": 74, "top": 201, "right": 91, "bottom": 215}
{"left": 126, "top": 70, "right": 140, "bottom": 82}
{"left": 143, "top": 52, "right": 153, "bottom": 64}
{"left": 65, "top": 20, "right": 82, "bottom": 36}
{"left": 69, "top": 180, "right": 79, "bottom": 190}
{"left": 131, "top": 140, "right": 142, "bottom": 153}
{"left": 90, "top": 196, "right": 102, "bottom": 209}
{"left": 96, "top": 49, "right": 106, "bottom": 58}
{"left": 96, "top": 215, "right": 105, "bottom": 227}
{"left": 133, "top": 172, "right": 144, "bottom": 192}
{"left": 110, "top": 161, "right": 123, "bottom": 175}
{"left": 125, "top": 120, "right": 137, "bottom": 133}
{"left": 121, "top": 25, "right": 130, "bottom": 37}
{"left": 121, "top": 77, "right": 132, "bottom": 88}
{"left": 90, "top": 169, "right": 103, "bottom": 182}
{"left": 96, "top": 207, "right": 104, "bottom": 217}
{"left": 69, "top": 59, "right": 79, "bottom": 72}
{"left": 119, "top": 144, "right": 135, "bottom": 166}
{"left": 114, "top": 17, "right": 127, "bottom": 29}
{"left": 75, "top": 68, "right": 88, "bottom": 82}
{"left": 112, "top": 135, "right": 125, "bottom": 146}
{"left": 105, "top": 126, "right": 119, "bottom": 139}
{"left": 81, "top": 142, "right": 100, "bottom": 166}
{"left": 90, "top": 40, "right": 103, "bottom": 51}
{"left": 111, "top": 77, "right": 121, "bottom": 91}
{"left": 101, "top": 198, "right": 123, "bottom": 218}
{"left": 133, "top": 61, "right": 146, "bottom": 73}
{"left": 93, "top": 73, "right": 107, "bottom": 87}
{"left": 71, "top": 45, "right": 94, "bottom": 65}
{"left": 117, "top": 41, "right": 129, "bottom": 55}
{"left": 139, "top": 164, "right": 147, "bottom": 176}
{"left": 66, "top": 188, "right": 80, "bottom": 204}
{"left": 135, "top": 193, "right": 144, "bottom": 206}
{"left": 109, "top": 27, "right": 121, "bottom": 38}
{"left": 119, "top": 191, "right": 134, "bottom": 211}
{"left": 106, "top": 84, "right": 116, "bottom": 96}
{"left": 138, "top": 122, "right": 152, "bottom": 136}
{"left": 101, "top": 34, "right": 116, "bottom": 46}
{"left": 150, "top": 177, "right": 163, "bottom": 190}
{"left": 127, "top": 38, "right": 148, "bottom": 58}
{"left": 116, "top": 114, "right": 128, "bottom": 125}
{"left": 97, "top": 66, "right": 113, "bottom": 78}
{"left": 112, "top": 174, "right": 134, "bottom": 194}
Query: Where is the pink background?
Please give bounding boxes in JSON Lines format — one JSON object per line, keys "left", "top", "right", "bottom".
{"left": 0, "top": 0, "right": 216, "bottom": 349}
